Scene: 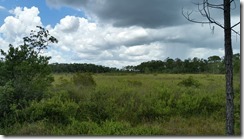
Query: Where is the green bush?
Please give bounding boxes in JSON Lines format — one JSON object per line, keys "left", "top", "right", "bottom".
{"left": 65, "top": 120, "right": 100, "bottom": 135}
{"left": 80, "top": 90, "right": 112, "bottom": 123}
{"left": 178, "top": 76, "right": 201, "bottom": 87}
{"left": 72, "top": 72, "right": 96, "bottom": 88}
{"left": 127, "top": 80, "right": 142, "bottom": 87}
{"left": 129, "top": 124, "right": 162, "bottom": 135}
{"left": 13, "top": 121, "right": 50, "bottom": 135}
{"left": 98, "top": 120, "right": 131, "bottom": 135}
{"left": 0, "top": 27, "right": 57, "bottom": 129}
{"left": 0, "top": 82, "right": 15, "bottom": 118}
{"left": 53, "top": 73, "right": 96, "bottom": 103}
{"left": 176, "top": 92, "right": 223, "bottom": 117}
{"left": 113, "top": 91, "right": 143, "bottom": 124}
{"left": 25, "top": 91, "right": 79, "bottom": 124}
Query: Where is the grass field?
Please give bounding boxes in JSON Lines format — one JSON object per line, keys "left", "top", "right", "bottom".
{"left": 2, "top": 73, "right": 240, "bottom": 135}
{"left": 49, "top": 73, "right": 240, "bottom": 135}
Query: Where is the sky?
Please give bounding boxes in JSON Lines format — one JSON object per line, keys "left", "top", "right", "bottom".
{"left": 0, "top": 0, "right": 241, "bottom": 69}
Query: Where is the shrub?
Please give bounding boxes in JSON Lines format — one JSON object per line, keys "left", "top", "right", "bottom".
{"left": 127, "top": 80, "right": 142, "bottom": 87}
{"left": 178, "top": 76, "right": 201, "bottom": 87}
{"left": 0, "top": 82, "right": 15, "bottom": 119}
{"left": 129, "top": 124, "right": 162, "bottom": 135}
{"left": 80, "top": 90, "right": 112, "bottom": 123}
{"left": 24, "top": 91, "right": 79, "bottom": 125}
{"left": 175, "top": 92, "right": 223, "bottom": 117}
{"left": 65, "top": 120, "right": 100, "bottom": 135}
{"left": 72, "top": 72, "right": 96, "bottom": 88}
{"left": 98, "top": 120, "right": 131, "bottom": 135}
{"left": 0, "top": 27, "right": 57, "bottom": 129}
{"left": 13, "top": 121, "right": 50, "bottom": 135}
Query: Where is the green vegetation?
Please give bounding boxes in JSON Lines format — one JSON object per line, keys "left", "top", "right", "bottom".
{"left": 49, "top": 54, "right": 240, "bottom": 75}
{"left": 0, "top": 73, "right": 240, "bottom": 135}
{"left": 0, "top": 27, "right": 240, "bottom": 135}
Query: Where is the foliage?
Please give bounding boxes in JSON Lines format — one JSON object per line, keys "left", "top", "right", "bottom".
{"left": 72, "top": 72, "right": 96, "bottom": 88}
{"left": 24, "top": 91, "right": 79, "bottom": 125}
{"left": 49, "top": 53, "right": 240, "bottom": 74}
{"left": 0, "top": 26, "right": 57, "bottom": 127}
{"left": 127, "top": 80, "right": 142, "bottom": 87}
{"left": 0, "top": 74, "right": 240, "bottom": 135}
{"left": 50, "top": 63, "right": 114, "bottom": 73}
{"left": 178, "top": 76, "right": 201, "bottom": 87}
{"left": 0, "top": 82, "right": 15, "bottom": 125}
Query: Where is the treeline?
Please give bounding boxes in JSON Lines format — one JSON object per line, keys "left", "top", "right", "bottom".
{"left": 50, "top": 53, "right": 240, "bottom": 74}
{"left": 49, "top": 63, "right": 118, "bottom": 73}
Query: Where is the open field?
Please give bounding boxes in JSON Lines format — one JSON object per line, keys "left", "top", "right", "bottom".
{"left": 1, "top": 73, "right": 240, "bottom": 135}
{"left": 51, "top": 73, "right": 240, "bottom": 135}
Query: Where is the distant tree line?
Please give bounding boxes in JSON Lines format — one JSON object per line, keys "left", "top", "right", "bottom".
{"left": 49, "top": 53, "right": 240, "bottom": 74}
{"left": 49, "top": 63, "right": 119, "bottom": 73}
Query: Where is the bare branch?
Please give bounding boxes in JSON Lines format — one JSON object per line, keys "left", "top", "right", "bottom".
{"left": 182, "top": 7, "right": 224, "bottom": 30}
{"left": 208, "top": 2, "right": 224, "bottom": 10}
{"left": 182, "top": 8, "right": 211, "bottom": 24}
{"left": 182, "top": 0, "right": 239, "bottom": 35}
{"left": 231, "top": 29, "right": 239, "bottom": 35}
{"left": 206, "top": 0, "right": 224, "bottom": 10}
{"left": 231, "top": 22, "right": 240, "bottom": 28}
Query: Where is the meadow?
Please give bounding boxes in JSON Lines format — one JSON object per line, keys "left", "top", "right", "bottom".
{"left": 1, "top": 73, "right": 240, "bottom": 135}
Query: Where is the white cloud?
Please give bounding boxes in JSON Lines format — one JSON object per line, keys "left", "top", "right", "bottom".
{"left": 0, "top": 6, "right": 240, "bottom": 68}
{"left": 44, "top": 49, "right": 72, "bottom": 63}
{"left": 189, "top": 48, "right": 225, "bottom": 59}
{"left": 0, "top": 6, "right": 42, "bottom": 46}
{"left": 124, "top": 45, "right": 149, "bottom": 56}
{"left": 55, "top": 15, "right": 80, "bottom": 32}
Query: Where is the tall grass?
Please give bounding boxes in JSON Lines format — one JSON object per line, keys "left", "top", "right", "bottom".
{"left": 1, "top": 73, "right": 240, "bottom": 135}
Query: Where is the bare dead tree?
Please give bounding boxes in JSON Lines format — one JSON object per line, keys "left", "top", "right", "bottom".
{"left": 182, "top": 0, "right": 240, "bottom": 135}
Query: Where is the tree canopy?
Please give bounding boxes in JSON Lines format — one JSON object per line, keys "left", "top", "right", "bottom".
{"left": 0, "top": 26, "right": 57, "bottom": 124}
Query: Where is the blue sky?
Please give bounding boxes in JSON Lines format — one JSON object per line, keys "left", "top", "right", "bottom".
{"left": 0, "top": 0, "right": 86, "bottom": 27}
{"left": 0, "top": 0, "right": 241, "bottom": 68}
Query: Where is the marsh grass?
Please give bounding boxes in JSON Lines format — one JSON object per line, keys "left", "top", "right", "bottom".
{"left": 2, "top": 73, "right": 240, "bottom": 135}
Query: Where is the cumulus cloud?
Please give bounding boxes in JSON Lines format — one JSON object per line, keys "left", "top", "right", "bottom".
{"left": 0, "top": 6, "right": 42, "bottom": 45}
{"left": 0, "top": 5, "right": 240, "bottom": 68}
{"left": 48, "top": 15, "right": 238, "bottom": 68}
{"left": 56, "top": 16, "right": 80, "bottom": 32}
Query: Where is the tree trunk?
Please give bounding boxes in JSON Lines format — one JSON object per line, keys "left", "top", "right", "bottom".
{"left": 224, "top": 0, "right": 234, "bottom": 135}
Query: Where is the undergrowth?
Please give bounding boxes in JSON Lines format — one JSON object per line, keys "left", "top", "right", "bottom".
{"left": 0, "top": 73, "right": 240, "bottom": 135}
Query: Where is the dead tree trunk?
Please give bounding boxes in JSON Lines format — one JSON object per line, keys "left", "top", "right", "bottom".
{"left": 224, "top": 0, "right": 234, "bottom": 135}
{"left": 182, "top": 0, "right": 240, "bottom": 135}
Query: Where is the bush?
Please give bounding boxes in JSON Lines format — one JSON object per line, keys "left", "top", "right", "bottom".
{"left": 79, "top": 90, "right": 112, "bottom": 123}
{"left": 65, "top": 120, "right": 100, "bottom": 135}
{"left": 98, "top": 120, "right": 131, "bottom": 135}
{"left": 176, "top": 92, "right": 223, "bottom": 117}
{"left": 72, "top": 72, "right": 96, "bottom": 88}
{"left": 129, "top": 124, "right": 162, "bottom": 135}
{"left": 0, "top": 82, "right": 15, "bottom": 118}
{"left": 127, "top": 80, "right": 142, "bottom": 87}
{"left": 13, "top": 121, "right": 50, "bottom": 135}
{"left": 178, "top": 76, "right": 201, "bottom": 87}
{"left": 0, "top": 27, "right": 57, "bottom": 128}
{"left": 25, "top": 91, "right": 79, "bottom": 125}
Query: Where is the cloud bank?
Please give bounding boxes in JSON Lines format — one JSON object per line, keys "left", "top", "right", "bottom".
{"left": 0, "top": 1, "right": 240, "bottom": 68}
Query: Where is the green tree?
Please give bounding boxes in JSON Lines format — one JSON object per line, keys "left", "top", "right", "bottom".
{"left": 0, "top": 26, "right": 58, "bottom": 121}
{"left": 208, "top": 55, "right": 222, "bottom": 74}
